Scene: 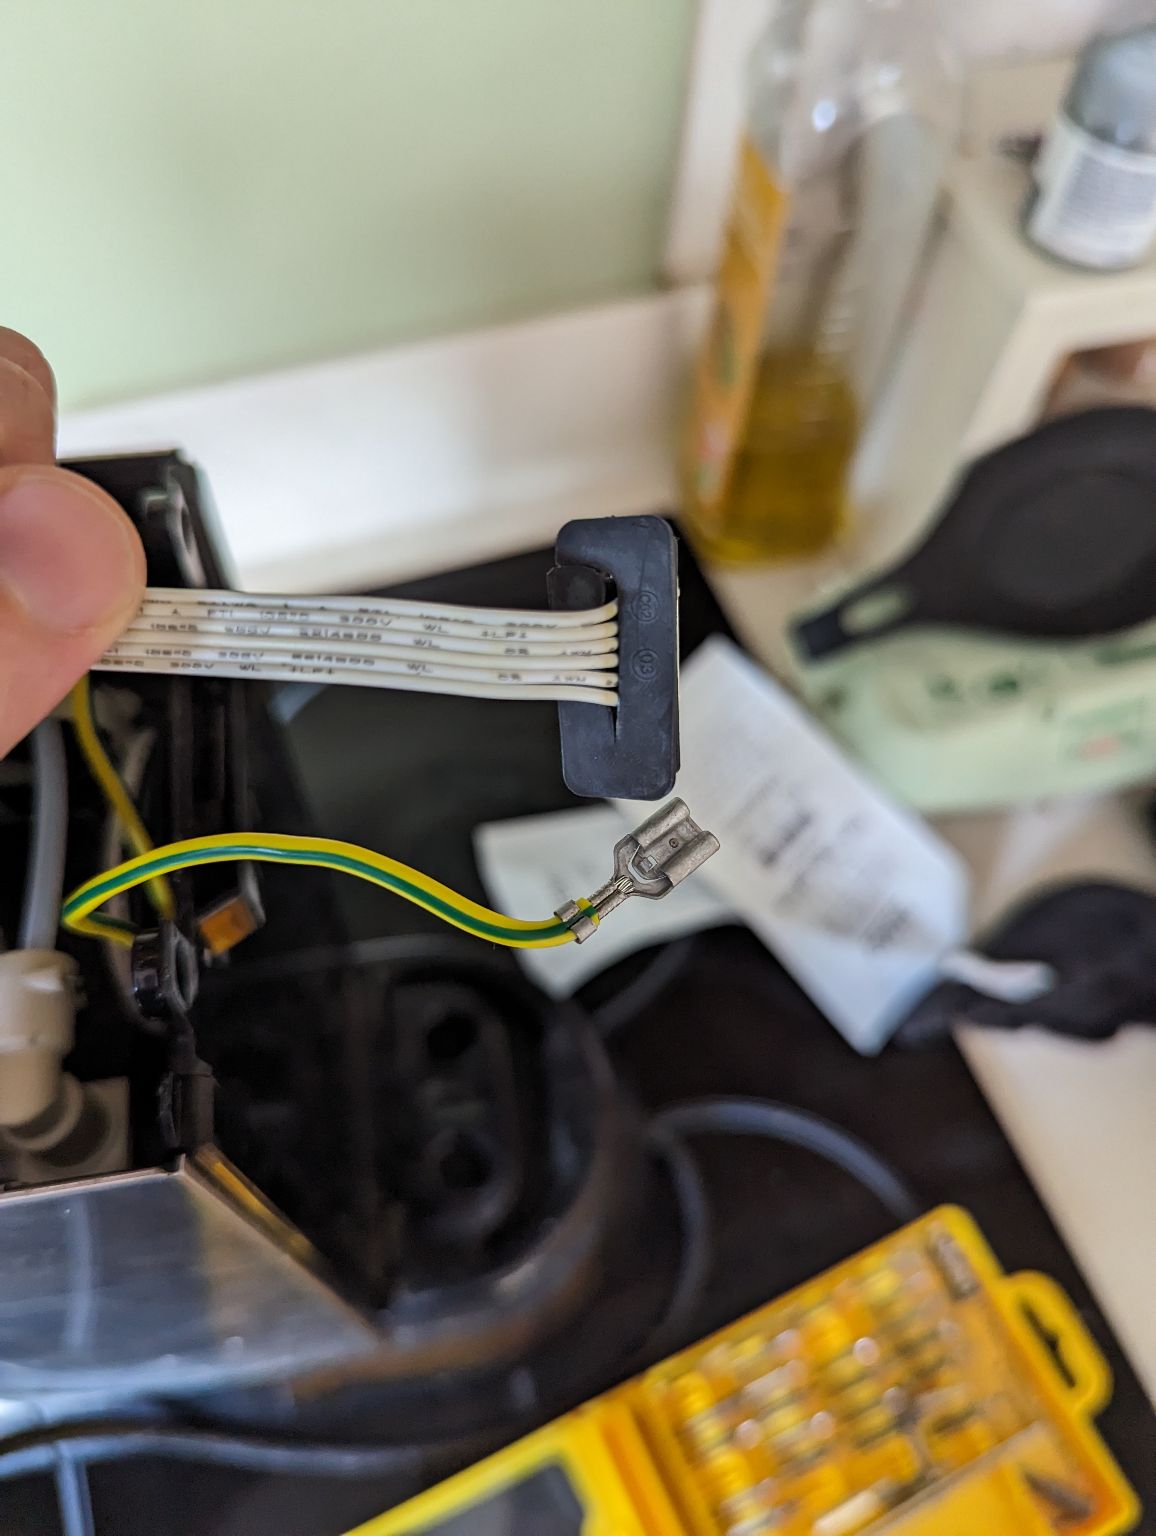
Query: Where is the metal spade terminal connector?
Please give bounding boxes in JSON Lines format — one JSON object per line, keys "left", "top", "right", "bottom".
{"left": 556, "top": 798, "right": 720, "bottom": 943}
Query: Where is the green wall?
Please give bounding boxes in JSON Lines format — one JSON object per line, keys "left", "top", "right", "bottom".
{"left": 4, "top": 2, "right": 695, "bottom": 408}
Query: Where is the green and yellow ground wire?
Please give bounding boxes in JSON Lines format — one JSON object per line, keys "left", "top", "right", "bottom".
{"left": 66, "top": 673, "right": 593, "bottom": 951}
{"left": 69, "top": 676, "right": 175, "bottom": 920}
{"left": 62, "top": 832, "right": 595, "bottom": 950}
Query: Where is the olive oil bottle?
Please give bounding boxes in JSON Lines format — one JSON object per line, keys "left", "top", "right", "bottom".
{"left": 683, "top": 0, "right": 958, "bottom": 564}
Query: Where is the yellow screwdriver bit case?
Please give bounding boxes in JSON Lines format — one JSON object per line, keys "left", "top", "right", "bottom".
{"left": 349, "top": 1207, "right": 1139, "bottom": 1536}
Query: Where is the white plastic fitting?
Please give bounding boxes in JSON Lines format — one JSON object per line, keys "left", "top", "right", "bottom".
{"left": 0, "top": 949, "right": 79, "bottom": 1135}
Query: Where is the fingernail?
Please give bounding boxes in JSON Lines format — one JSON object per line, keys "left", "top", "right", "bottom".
{"left": 0, "top": 473, "right": 141, "bottom": 632}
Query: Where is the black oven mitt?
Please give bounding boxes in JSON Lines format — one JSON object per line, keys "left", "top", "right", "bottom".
{"left": 895, "top": 881, "right": 1156, "bottom": 1046}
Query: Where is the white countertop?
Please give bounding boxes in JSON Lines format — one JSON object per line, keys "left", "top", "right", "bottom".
{"left": 61, "top": 289, "right": 1156, "bottom": 1407}
{"left": 945, "top": 798, "right": 1156, "bottom": 1408}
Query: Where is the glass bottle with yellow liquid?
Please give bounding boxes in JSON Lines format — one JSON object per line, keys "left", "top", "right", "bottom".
{"left": 683, "top": 0, "right": 959, "bottom": 565}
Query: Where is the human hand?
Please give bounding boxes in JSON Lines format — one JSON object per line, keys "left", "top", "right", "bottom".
{"left": 0, "top": 329, "right": 144, "bottom": 758}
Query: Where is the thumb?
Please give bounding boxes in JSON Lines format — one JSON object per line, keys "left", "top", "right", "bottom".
{"left": 0, "top": 466, "right": 145, "bottom": 757}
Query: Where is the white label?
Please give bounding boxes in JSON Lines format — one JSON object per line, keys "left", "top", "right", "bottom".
{"left": 619, "top": 637, "right": 969, "bottom": 1054}
{"left": 1028, "top": 114, "right": 1156, "bottom": 268}
{"left": 475, "top": 804, "right": 734, "bottom": 998}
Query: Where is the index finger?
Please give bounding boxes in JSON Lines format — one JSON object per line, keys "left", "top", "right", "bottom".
{"left": 0, "top": 328, "right": 56, "bottom": 465}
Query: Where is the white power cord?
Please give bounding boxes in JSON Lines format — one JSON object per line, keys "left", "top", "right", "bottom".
{"left": 98, "top": 588, "right": 620, "bottom": 706}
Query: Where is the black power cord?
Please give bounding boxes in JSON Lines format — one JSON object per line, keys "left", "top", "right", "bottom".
{"left": 0, "top": 1420, "right": 439, "bottom": 1485}
{"left": 652, "top": 1098, "right": 921, "bottom": 1224}
{"left": 584, "top": 937, "right": 698, "bottom": 1037}
{"left": 52, "top": 1451, "right": 94, "bottom": 1536}
{"left": 640, "top": 1096, "right": 922, "bottom": 1361}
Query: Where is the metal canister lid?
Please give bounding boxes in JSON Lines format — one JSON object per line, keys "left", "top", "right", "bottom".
{"left": 1066, "top": 24, "right": 1156, "bottom": 154}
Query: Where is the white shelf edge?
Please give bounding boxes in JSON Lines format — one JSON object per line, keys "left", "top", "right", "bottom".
{"left": 60, "top": 286, "right": 711, "bottom": 593}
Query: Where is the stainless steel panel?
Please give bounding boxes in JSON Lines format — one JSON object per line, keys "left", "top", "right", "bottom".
{"left": 0, "top": 1152, "right": 380, "bottom": 1398}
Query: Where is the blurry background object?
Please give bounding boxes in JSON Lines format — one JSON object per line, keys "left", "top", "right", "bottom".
{"left": 659, "top": 11, "right": 1156, "bottom": 1452}
{"left": 1044, "top": 336, "right": 1156, "bottom": 415}
{"left": 896, "top": 881, "right": 1156, "bottom": 1044}
{"left": 841, "top": 54, "right": 1156, "bottom": 595}
{"left": 716, "top": 51, "right": 1156, "bottom": 814}
{"left": 0, "top": 0, "right": 695, "bottom": 410}
{"left": 354, "top": 1207, "right": 1140, "bottom": 1536}
{"left": 791, "top": 408, "right": 1156, "bottom": 810}
{"left": 1024, "top": 24, "right": 1156, "bottom": 270}
{"left": 679, "top": 0, "right": 959, "bottom": 564}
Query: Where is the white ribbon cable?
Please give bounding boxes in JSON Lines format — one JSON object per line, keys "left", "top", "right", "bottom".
{"left": 140, "top": 588, "right": 617, "bottom": 631}
{"left": 95, "top": 651, "right": 618, "bottom": 706}
{"left": 137, "top": 604, "right": 617, "bottom": 645}
{"left": 106, "top": 637, "right": 618, "bottom": 687}
{"left": 120, "top": 614, "right": 618, "bottom": 659}
{"left": 99, "top": 587, "right": 621, "bottom": 706}
{"left": 108, "top": 635, "right": 617, "bottom": 674}
{"left": 105, "top": 638, "right": 617, "bottom": 675}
